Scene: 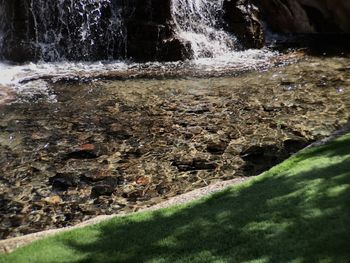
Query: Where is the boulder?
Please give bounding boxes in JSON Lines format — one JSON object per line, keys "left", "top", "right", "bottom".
{"left": 91, "top": 184, "right": 114, "bottom": 197}
{"left": 125, "top": 0, "right": 192, "bottom": 61}
{"left": 223, "top": 0, "right": 265, "bottom": 48}
{"left": 258, "top": 0, "right": 350, "bottom": 33}
{"left": 49, "top": 173, "right": 79, "bottom": 192}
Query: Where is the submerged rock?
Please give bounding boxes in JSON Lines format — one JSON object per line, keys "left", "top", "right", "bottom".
{"left": 206, "top": 140, "right": 228, "bottom": 154}
{"left": 0, "top": 55, "right": 349, "bottom": 239}
{"left": 91, "top": 185, "right": 114, "bottom": 198}
{"left": 49, "top": 173, "right": 79, "bottom": 192}
{"left": 43, "top": 195, "right": 62, "bottom": 205}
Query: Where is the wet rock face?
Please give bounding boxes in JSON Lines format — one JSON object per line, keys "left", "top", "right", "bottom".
{"left": 0, "top": 0, "right": 36, "bottom": 62}
{"left": 258, "top": 0, "right": 350, "bottom": 33}
{"left": 0, "top": 0, "right": 192, "bottom": 62}
{"left": 1, "top": 0, "right": 350, "bottom": 62}
{"left": 0, "top": 0, "right": 125, "bottom": 62}
{"left": 126, "top": 0, "right": 193, "bottom": 61}
{"left": 0, "top": 0, "right": 265, "bottom": 62}
{"left": 223, "top": 0, "right": 265, "bottom": 48}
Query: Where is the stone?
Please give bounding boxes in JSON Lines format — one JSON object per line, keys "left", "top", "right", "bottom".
{"left": 206, "top": 141, "right": 228, "bottom": 154}
{"left": 9, "top": 215, "right": 24, "bottom": 227}
{"left": 91, "top": 185, "right": 114, "bottom": 198}
{"left": 49, "top": 173, "right": 79, "bottom": 192}
{"left": 193, "top": 159, "right": 218, "bottom": 170}
{"left": 157, "top": 38, "right": 194, "bottom": 61}
{"left": 283, "top": 137, "right": 309, "bottom": 154}
{"left": 43, "top": 195, "right": 62, "bottom": 205}
{"left": 108, "top": 123, "right": 133, "bottom": 140}
{"left": 155, "top": 184, "right": 170, "bottom": 195}
{"left": 135, "top": 176, "right": 151, "bottom": 186}
{"left": 80, "top": 169, "right": 112, "bottom": 182}
{"left": 80, "top": 144, "right": 95, "bottom": 151}
{"left": 223, "top": 0, "right": 265, "bottom": 48}
{"left": 126, "top": 0, "right": 193, "bottom": 61}
{"left": 258, "top": 0, "right": 350, "bottom": 33}
{"left": 65, "top": 143, "right": 105, "bottom": 160}
{"left": 0, "top": 85, "right": 15, "bottom": 105}
{"left": 65, "top": 150, "right": 98, "bottom": 160}
{"left": 0, "top": 0, "right": 36, "bottom": 62}
{"left": 240, "top": 144, "right": 281, "bottom": 176}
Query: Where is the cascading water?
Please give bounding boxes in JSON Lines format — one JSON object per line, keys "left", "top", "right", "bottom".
{"left": 30, "top": 0, "right": 240, "bottom": 61}
{"left": 29, "top": 0, "right": 127, "bottom": 61}
{"left": 0, "top": 0, "right": 278, "bottom": 95}
{"left": 1, "top": 0, "right": 126, "bottom": 61}
{"left": 171, "top": 0, "right": 237, "bottom": 58}
{"left": 0, "top": 0, "right": 271, "bottom": 63}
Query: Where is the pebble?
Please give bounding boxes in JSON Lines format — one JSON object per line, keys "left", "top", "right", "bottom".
{"left": 91, "top": 185, "right": 114, "bottom": 198}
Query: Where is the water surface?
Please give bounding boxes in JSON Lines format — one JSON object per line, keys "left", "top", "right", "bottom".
{"left": 0, "top": 52, "right": 349, "bottom": 239}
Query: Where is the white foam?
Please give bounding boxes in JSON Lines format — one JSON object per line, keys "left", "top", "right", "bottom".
{"left": 193, "top": 49, "right": 278, "bottom": 69}
{"left": 0, "top": 61, "right": 128, "bottom": 86}
{"left": 0, "top": 49, "right": 279, "bottom": 104}
{"left": 0, "top": 49, "right": 278, "bottom": 85}
{"left": 0, "top": 60, "right": 128, "bottom": 103}
{"left": 172, "top": 0, "right": 237, "bottom": 58}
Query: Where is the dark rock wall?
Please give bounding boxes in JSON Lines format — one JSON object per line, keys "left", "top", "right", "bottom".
{"left": 126, "top": 0, "right": 193, "bottom": 61}
{"left": 222, "top": 0, "right": 264, "bottom": 49}
{"left": 1, "top": 0, "right": 349, "bottom": 62}
{"left": 0, "top": 0, "right": 36, "bottom": 62}
{"left": 0, "top": 0, "right": 191, "bottom": 62}
{"left": 0, "top": 0, "right": 126, "bottom": 62}
{"left": 258, "top": 0, "right": 350, "bottom": 33}
{"left": 0, "top": 0, "right": 263, "bottom": 62}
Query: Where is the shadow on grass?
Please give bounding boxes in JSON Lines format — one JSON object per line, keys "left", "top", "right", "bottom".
{"left": 56, "top": 136, "right": 350, "bottom": 262}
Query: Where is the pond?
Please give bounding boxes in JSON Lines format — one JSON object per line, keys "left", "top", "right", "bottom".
{"left": 0, "top": 50, "right": 349, "bottom": 239}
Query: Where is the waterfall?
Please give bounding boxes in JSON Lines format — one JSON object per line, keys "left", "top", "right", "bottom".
{"left": 171, "top": 0, "right": 237, "bottom": 59}
{"left": 0, "top": 0, "right": 277, "bottom": 106}
{"left": 29, "top": 0, "right": 127, "bottom": 61}
{"left": 0, "top": 0, "right": 270, "bottom": 65}
{"left": 0, "top": 0, "right": 125, "bottom": 61}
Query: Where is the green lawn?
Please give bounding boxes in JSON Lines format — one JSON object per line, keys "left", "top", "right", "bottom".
{"left": 1, "top": 134, "right": 350, "bottom": 263}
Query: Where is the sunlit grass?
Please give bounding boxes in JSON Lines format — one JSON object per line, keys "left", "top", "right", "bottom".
{"left": 1, "top": 134, "right": 350, "bottom": 263}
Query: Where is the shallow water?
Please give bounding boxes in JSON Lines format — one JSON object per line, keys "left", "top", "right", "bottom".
{"left": 0, "top": 52, "right": 349, "bottom": 239}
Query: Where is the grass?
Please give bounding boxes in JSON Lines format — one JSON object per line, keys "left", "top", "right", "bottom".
{"left": 1, "top": 133, "right": 350, "bottom": 263}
